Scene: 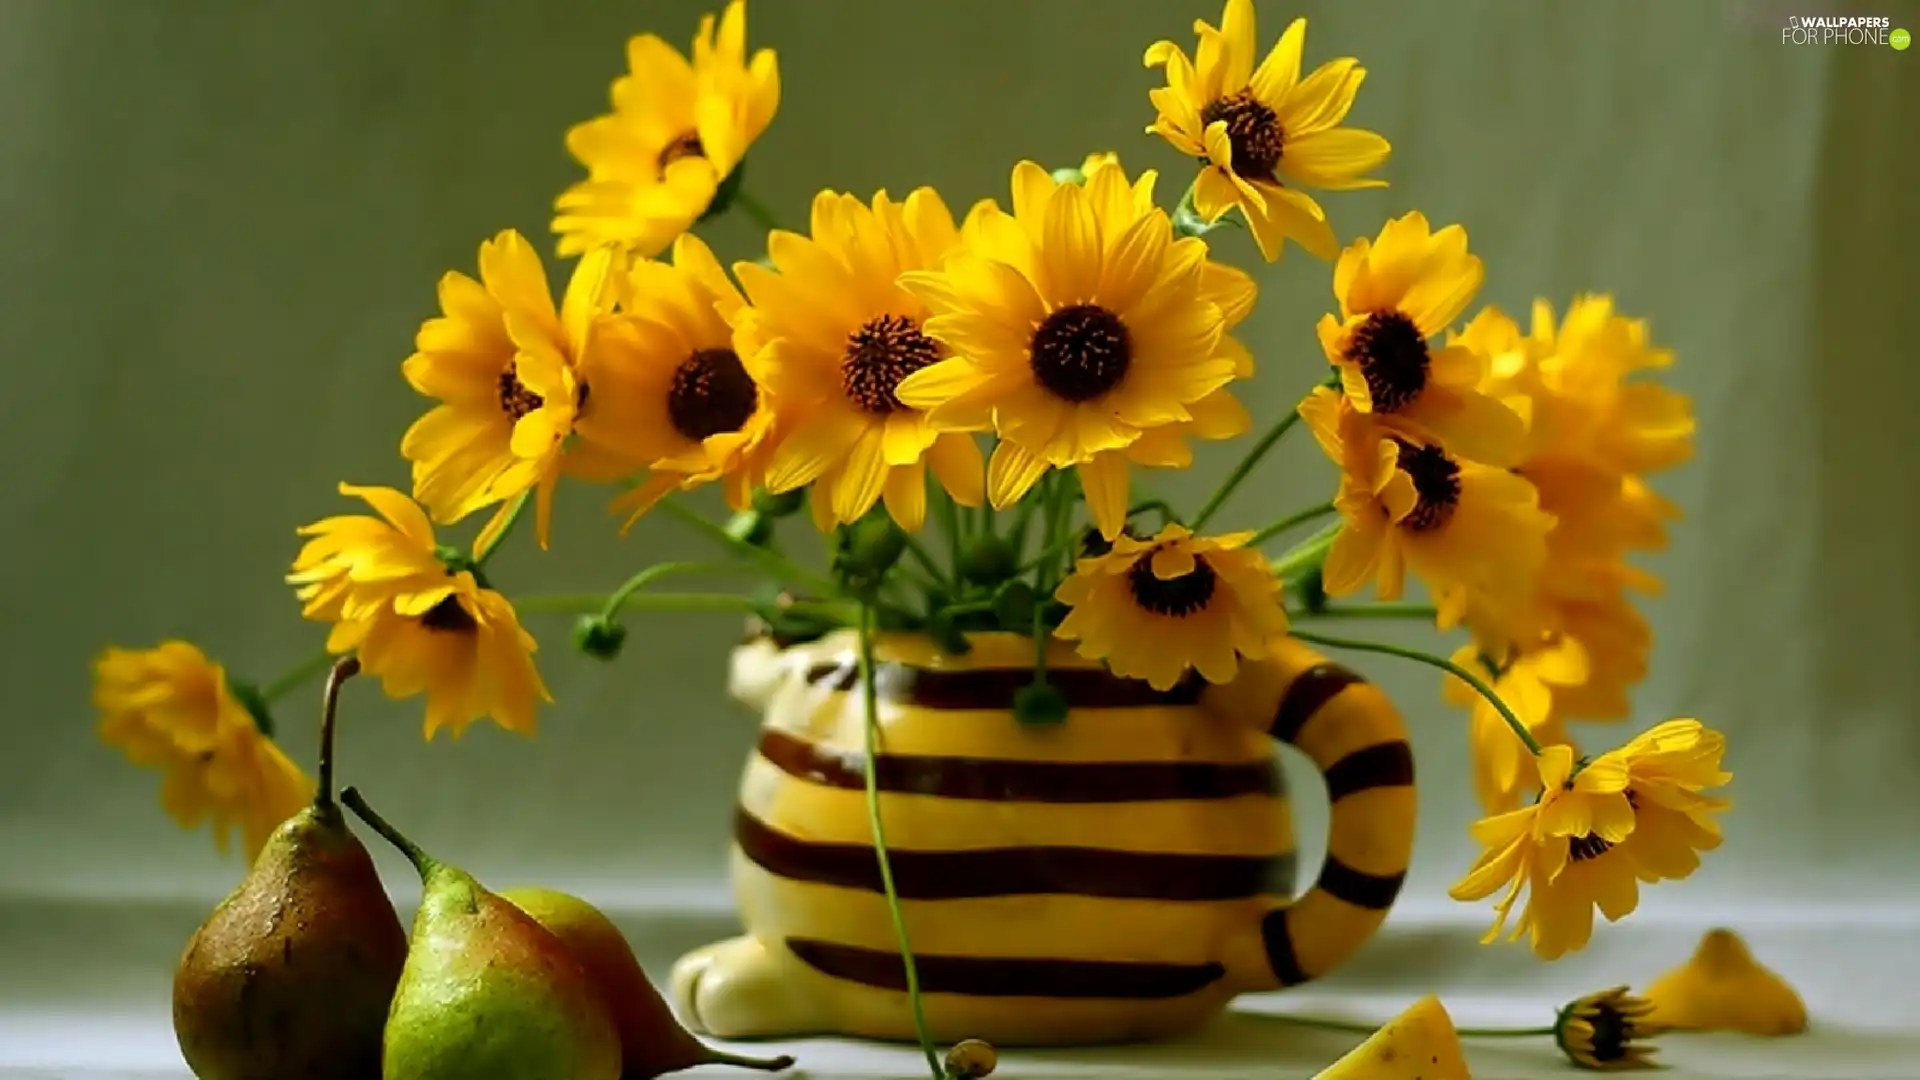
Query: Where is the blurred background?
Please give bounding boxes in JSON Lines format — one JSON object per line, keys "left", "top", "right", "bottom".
{"left": 1, "top": 0, "right": 1915, "bottom": 1074}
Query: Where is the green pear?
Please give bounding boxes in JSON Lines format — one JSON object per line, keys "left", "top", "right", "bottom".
{"left": 172, "top": 658, "right": 406, "bottom": 1080}
{"left": 341, "top": 787, "right": 621, "bottom": 1080}
{"left": 500, "top": 887, "right": 794, "bottom": 1079}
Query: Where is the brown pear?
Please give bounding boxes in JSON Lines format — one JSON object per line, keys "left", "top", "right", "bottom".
{"left": 499, "top": 887, "right": 795, "bottom": 1079}
{"left": 172, "top": 658, "right": 407, "bottom": 1080}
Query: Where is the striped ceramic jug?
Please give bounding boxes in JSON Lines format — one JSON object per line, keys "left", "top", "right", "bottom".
{"left": 668, "top": 628, "right": 1416, "bottom": 1047}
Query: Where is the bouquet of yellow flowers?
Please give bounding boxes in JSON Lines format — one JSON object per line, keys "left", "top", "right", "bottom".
{"left": 96, "top": 0, "right": 1729, "bottom": 1059}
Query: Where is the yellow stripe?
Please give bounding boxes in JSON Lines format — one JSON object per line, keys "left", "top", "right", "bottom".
{"left": 1282, "top": 891, "right": 1389, "bottom": 979}
{"left": 1324, "top": 786, "right": 1417, "bottom": 878}
{"left": 734, "top": 853, "right": 1276, "bottom": 965}
{"left": 1292, "top": 681, "right": 1404, "bottom": 769}
{"left": 776, "top": 697, "right": 1274, "bottom": 764}
{"left": 741, "top": 756, "right": 1296, "bottom": 854}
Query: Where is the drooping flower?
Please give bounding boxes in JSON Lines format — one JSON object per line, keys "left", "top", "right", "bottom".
{"left": 1640, "top": 928, "right": 1808, "bottom": 1036}
{"left": 553, "top": 0, "right": 780, "bottom": 258}
{"left": 1318, "top": 212, "right": 1524, "bottom": 464}
{"left": 400, "top": 231, "right": 620, "bottom": 550}
{"left": 1053, "top": 525, "right": 1287, "bottom": 691}
{"left": 1446, "top": 640, "right": 1585, "bottom": 814}
{"left": 1449, "top": 722, "right": 1731, "bottom": 960}
{"left": 1299, "top": 386, "right": 1550, "bottom": 625}
{"left": 589, "top": 234, "right": 779, "bottom": 530}
{"left": 93, "top": 642, "right": 313, "bottom": 859}
{"left": 896, "top": 160, "right": 1249, "bottom": 539}
{"left": 734, "top": 187, "right": 985, "bottom": 532}
{"left": 1554, "top": 986, "right": 1660, "bottom": 1071}
{"left": 287, "top": 484, "right": 549, "bottom": 739}
{"left": 1145, "top": 0, "right": 1389, "bottom": 262}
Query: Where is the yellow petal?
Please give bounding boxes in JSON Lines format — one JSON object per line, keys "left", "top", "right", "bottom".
{"left": 1642, "top": 929, "right": 1808, "bottom": 1036}
{"left": 1078, "top": 452, "right": 1131, "bottom": 540}
{"left": 987, "top": 440, "right": 1050, "bottom": 509}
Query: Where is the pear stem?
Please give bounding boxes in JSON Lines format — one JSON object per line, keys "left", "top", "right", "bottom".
{"left": 315, "top": 656, "right": 360, "bottom": 811}
{"left": 340, "top": 786, "right": 437, "bottom": 878}
{"left": 699, "top": 1049, "right": 798, "bottom": 1073}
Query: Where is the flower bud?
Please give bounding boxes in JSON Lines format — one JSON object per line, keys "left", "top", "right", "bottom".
{"left": 572, "top": 616, "right": 627, "bottom": 661}
{"left": 1013, "top": 679, "right": 1068, "bottom": 726}
{"left": 959, "top": 534, "right": 1016, "bottom": 585}
{"left": 753, "top": 487, "right": 806, "bottom": 519}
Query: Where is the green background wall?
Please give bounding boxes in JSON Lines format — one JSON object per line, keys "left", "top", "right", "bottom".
{"left": 2, "top": 0, "right": 1915, "bottom": 920}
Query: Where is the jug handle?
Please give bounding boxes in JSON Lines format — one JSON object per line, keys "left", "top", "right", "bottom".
{"left": 1201, "top": 635, "right": 1417, "bottom": 991}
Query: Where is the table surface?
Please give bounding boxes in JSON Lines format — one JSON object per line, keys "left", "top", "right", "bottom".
{"left": 2, "top": 897, "right": 1915, "bottom": 1079}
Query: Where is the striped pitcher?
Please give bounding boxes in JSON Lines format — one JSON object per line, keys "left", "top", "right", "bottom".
{"left": 668, "top": 628, "right": 1416, "bottom": 1046}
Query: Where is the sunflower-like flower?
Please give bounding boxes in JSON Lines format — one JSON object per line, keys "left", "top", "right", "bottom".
{"left": 1449, "top": 720, "right": 1731, "bottom": 960}
{"left": 589, "top": 234, "right": 779, "bottom": 529}
{"left": 287, "top": 484, "right": 548, "bottom": 739}
{"left": 1299, "top": 386, "right": 1550, "bottom": 624}
{"left": 1554, "top": 987, "right": 1659, "bottom": 1071}
{"left": 733, "top": 187, "right": 985, "bottom": 532}
{"left": 896, "top": 160, "right": 1249, "bottom": 540}
{"left": 400, "top": 231, "right": 622, "bottom": 550}
{"left": 553, "top": 0, "right": 780, "bottom": 258}
{"left": 1318, "top": 213, "right": 1524, "bottom": 465}
{"left": 1144, "top": 0, "right": 1389, "bottom": 262}
{"left": 93, "top": 642, "right": 313, "bottom": 859}
{"left": 1053, "top": 525, "right": 1287, "bottom": 690}
{"left": 1447, "top": 640, "right": 1584, "bottom": 814}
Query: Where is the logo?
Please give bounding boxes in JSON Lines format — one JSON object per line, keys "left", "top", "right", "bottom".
{"left": 1781, "top": 14, "right": 1899, "bottom": 45}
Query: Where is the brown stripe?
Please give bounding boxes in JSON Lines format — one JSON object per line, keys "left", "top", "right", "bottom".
{"left": 1315, "top": 858, "right": 1406, "bottom": 911}
{"left": 804, "top": 660, "right": 1203, "bottom": 710}
{"left": 787, "top": 939, "right": 1226, "bottom": 999}
{"left": 757, "top": 728, "right": 1279, "bottom": 803}
{"left": 735, "top": 807, "right": 1295, "bottom": 901}
{"left": 1259, "top": 907, "right": 1309, "bottom": 987}
{"left": 1321, "top": 741, "right": 1415, "bottom": 801}
{"left": 1269, "top": 663, "right": 1366, "bottom": 744}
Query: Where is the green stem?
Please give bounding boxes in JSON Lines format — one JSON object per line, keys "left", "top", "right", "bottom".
{"left": 658, "top": 497, "right": 838, "bottom": 596}
{"left": 900, "top": 532, "right": 948, "bottom": 589}
{"left": 1191, "top": 405, "right": 1304, "bottom": 531}
{"left": 1272, "top": 521, "right": 1342, "bottom": 580}
{"left": 935, "top": 490, "right": 964, "bottom": 585}
{"left": 1292, "top": 602, "right": 1438, "bottom": 621}
{"left": 1128, "top": 498, "right": 1182, "bottom": 528}
{"left": 474, "top": 490, "right": 530, "bottom": 566}
{"left": 734, "top": 188, "right": 783, "bottom": 233}
{"left": 1287, "top": 629, "right": 1543, "bottom": 757}
{"left": 1249, "top": 502, "right": 1336, "bottom": 548}
{"left": 856, "top": 606, "right": 943, "bottom": 1080}
{"left": 596, "top": 562, "right": 735, "bottom": 622}
{"left": 1261, "top": 1014, "right": 1553, "bottom": 1039}
{"left": 260, "top": 649, "right": 338, "bottom": 704}
{"left": 515, "top": 592, "right": 765, "bottom": 617}
{"left": 340, "top": 787, "right": 437, "bottom": 877}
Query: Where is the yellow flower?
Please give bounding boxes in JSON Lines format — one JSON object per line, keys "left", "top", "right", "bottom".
{"left": 590, "top": 234, "right": 780, "bottom": 530}
{"left": 732, "top": 187, "right": 986, "bottom": 533}
{"left": 1527, "top": 296, "right": 1694, "bottom": 477}
{"left": 553, "top": 0, "right": 779, "bottom": 258}
{"left": 1054, "top": 525, "right": 1287, "bottom": 691}
{"left": 1052, "top": 522, "right": 1290, "bottom": 687}
{"left": 93, "top": 642, "right": 313, "bottom": 859}
{"left": 1300, "top": 386, "right": 1549, "bottom": 621}
{"left": 1446, "top": 640, "right": 1584, "bottom": 814}
{"left": 400, "top": 231, "right": 621, "bottom": 550}
{"left": 1144, "top": 0, "right": 1389, "bottom": 262}
{"left": 896, "top": 160, "right": 1250, "bottom": 540}
{"left": 288, "top": 484, "right": 549, "bottom": 739}
{"left": 1318, "top": 212, "right": 1524, "bottom": 465}
{"left": 1554, "top": 986, "right": 1659, "bottom": 1070}
{"left": 1449, "top": 722, "right": 1731, "bottom": 960}
{"left": 1641, "top": 928, "right": 1808, "bottom": 1036}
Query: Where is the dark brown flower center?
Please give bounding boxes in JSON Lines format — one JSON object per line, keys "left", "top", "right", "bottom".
{"left": 497, "top": 368, "right": 545, "bottom": 421}
{"left": 658, "top": 132, "right": 705, "bottom": 172}
{"left": 1200, "top": 91, "right": 1285, "bottom": 180}
{"left": 1568, "top": 790, "right": 1638, "bottom": 863}
{"left": 418, "top": 593, "right": 478, "bottom": 634}
{"left": 1344, "top": 310, "right": 1430, "bottom": 412}
{"left": 667, "top": 348, "right": 757, "bottom": 442}
{"left": 1030, "top": 305, "right": 1132, "bottom": 403}
{"left": 1126, "top": 550, "right": 1218, "bottom": 617}
{"left": 1584, "top": 1005, "right": 1632, "bottom": 1063}
{"left": 843, "top": 314, "right": 941, "bottom": 414}
{"left": 1393, "top": 439, "right": 1462, "bottom": 533}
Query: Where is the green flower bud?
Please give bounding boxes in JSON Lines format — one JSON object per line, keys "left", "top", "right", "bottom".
{"left": 1013, "top": 680, "right": 1069, "bottom": 726}
{"left": 833, "top": 512, "right": 907, "bottom": 593}
{"left": 991, "top": 580, "right": 1036, "bottom": 632}
{"left": 960, "top": 534, "right": 1017, "bottom": 585}
{"left": 572, "top": 616, "right": 627, "bottom": 661}
{"left": 725, "top": 509, "right": 775, "bottom": 547}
